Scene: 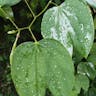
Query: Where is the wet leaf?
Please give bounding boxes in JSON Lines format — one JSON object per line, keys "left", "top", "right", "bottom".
{"left": 41, "top": 0, "right": 94, "bottom": 58}
{"left": 11, "top": 39, "right": 74, "bottom": 96}
{"left": 77, "top": 62, "right": 96, "bottom": 80}
{"left": 0, "top": 0, "right": 21, "bottom": 6}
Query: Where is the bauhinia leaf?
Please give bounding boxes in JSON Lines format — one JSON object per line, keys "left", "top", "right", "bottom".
{"left": 41, "top": 0, "right": 94, "bottom": 58}
{"left": 0, "top": 0, "right": 21, "bottom": 7}
{"left": 11, "top": 39, "right": 74, "bottom": 96}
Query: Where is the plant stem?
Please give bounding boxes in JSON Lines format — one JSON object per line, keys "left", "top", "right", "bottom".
{"left": 24, "top": 0, "right": 35, "bottom": 18}
{"left": 29, "top": 17, "right": 36, "bottom": 28}
{"left": 36, "top": 0, "right": 52, "bottom": 18}
{"left": 51, "top": 2, "right": 58, "bottom": 6}
{"left": 0, "top": 7, "right": 19, "bottom": 29}
{"left": 19, "top": 26, "right": 29, "bottom": 31}
{"left": 10, "top": 31, "right": 20, "bottom": 64}
{"left": 29, "top": 28, "right": 37, "bottom": 42}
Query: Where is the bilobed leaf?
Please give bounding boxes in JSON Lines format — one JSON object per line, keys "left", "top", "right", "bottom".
{"left": 0, "top": 0, "right": 21, "bottom": 6}
{"left": 41, "top": 0, "right": 94, "bottom": 58}
{"left": 77, "top": 62, "right": 96, "bottom": 80}
{"left": 11, "top": 39, "right": 74, "bottom": 96}
{"left": 0, "top": 6, "right": 14, "bottom": 19}
{"left": 41, "top": 5, "right": 73, "bottom": 56}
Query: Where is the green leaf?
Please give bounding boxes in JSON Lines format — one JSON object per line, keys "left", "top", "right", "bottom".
{"left": 41, "top": 0, "right": 94, "bottom": 58}
{"left": 86, "top": 0, "right": 96, "bottom": 9}
{"left": 87, "top": 55, "right": 96, "bottom": 66}
{"left": 11, "top": 39, "right": 74, "bottom": 96}
{"left": 90, "top": 43, "right": 96, "bottom": 55}
{"left": 0, "top": 0, "right": 21, "bottom": 7}
{"left": 0, "top": 6, "right": 14, "bottom": 19}
{"left": 74, "top": 74, "right": 89, "bottom": 93}
{"left": 77, "top": 62, "right": 96, "bottom": 80}
{"left": 87, "top": 43, "right": 96, "bottom": 66}
{"left": 41, "top": 5, "right": 73, "bottom": 56}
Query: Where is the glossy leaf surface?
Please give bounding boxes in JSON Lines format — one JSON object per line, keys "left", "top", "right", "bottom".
{"left": 11, "top": 39, "right": 74, "bottom": 96}
{"left": 41, "top": 0, "right": 94, "bottom": 57}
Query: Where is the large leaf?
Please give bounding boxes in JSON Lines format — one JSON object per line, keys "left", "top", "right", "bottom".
{"left": 11, "top": 39, "right": 74, "bottom": 96}
{"left": 41, "top": 0, "right": 94, "bottom": 58}
{"left": 0, "top": 6, "right": 14, "bottom": 19}
{"left": 0, "top": 0, "right": 21, "bottom": 7}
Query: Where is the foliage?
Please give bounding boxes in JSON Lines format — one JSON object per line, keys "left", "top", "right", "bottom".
{"left": 0, "top": 0, "right": 96, "bottom": 96}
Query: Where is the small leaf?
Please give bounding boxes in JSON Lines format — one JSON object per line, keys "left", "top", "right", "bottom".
{"left": 74, "top": 74, "right": 89, "bottom": 93}
{"left": 0, "top": 6, "right": 14, "bottom": 19}
{"left": 41, "top": 0, "right": 94, "bottom": 58}
{"left": 87, "top": 55, "right": 96, "bottom": 66}
{"left": 77, "top": 62, "right": 96, "bottom": 80}
{"left": 11, "top": 39, "right": 75, "bottom": 96}
{"left": 87, "top": 43, "right": 96, "bottom": 66}
{"left": 90, "top": 43, "right": 96, "bottom": 55}
{"left": 0, "top": 0, "right": 21, "bottom": 7}
{"left": 86, "top": 0, "right": 96, "bottom": 9}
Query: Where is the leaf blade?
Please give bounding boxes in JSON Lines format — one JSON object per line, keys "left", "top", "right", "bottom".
{"left": 11, "top": 39, "right": 75, "bottom": 96}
